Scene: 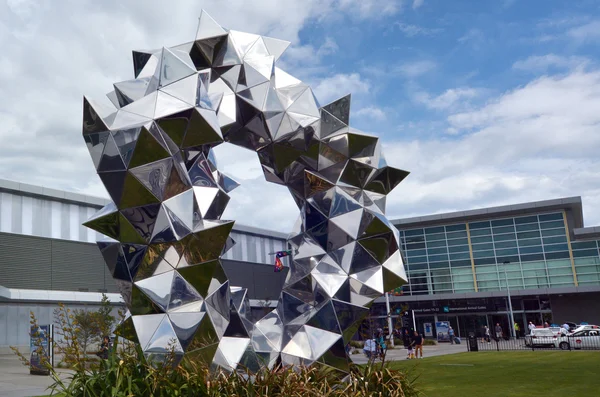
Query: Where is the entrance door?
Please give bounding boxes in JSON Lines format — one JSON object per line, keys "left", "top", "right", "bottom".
{"left": 458, "top": 315, "right": 488, "bottom": 338}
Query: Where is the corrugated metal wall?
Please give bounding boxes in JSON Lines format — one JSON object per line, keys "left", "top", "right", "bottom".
{"left": 0, "top": 232, "right": 114, "bottom": 292}
{"left": 0, "top": 191, "right": 287, "bottom": 265}
{"left": 0, "top": 232, "right": 289, "bottom": 298}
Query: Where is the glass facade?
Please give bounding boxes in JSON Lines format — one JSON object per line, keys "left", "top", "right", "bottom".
{"left": 397, "top": 211, "right": 600, "bottom": 295}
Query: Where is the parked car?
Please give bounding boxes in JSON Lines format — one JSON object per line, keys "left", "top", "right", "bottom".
{"left": 524, "top": 328, "right": 559, "bottom": 347}
{"left": 557, "top": 329, "right": 600, "bottom": 350}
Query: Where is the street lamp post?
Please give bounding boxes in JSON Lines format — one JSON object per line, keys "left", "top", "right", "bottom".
{"left": 502, "top": 261, "right": 516, "bottom": 338}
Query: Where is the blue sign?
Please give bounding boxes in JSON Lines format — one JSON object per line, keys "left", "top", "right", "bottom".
{"left": 30, "top": 325, "right": 53, "bottom": 375}
{"left": 443, "top": 306, "right": 450, "bottom": 313}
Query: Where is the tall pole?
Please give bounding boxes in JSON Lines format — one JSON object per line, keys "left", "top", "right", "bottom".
{"left": 503, "top": 261, "right": 516, "bottom": 338}
{"left": 385, "top": 292, "right": 394, "bottom": 347}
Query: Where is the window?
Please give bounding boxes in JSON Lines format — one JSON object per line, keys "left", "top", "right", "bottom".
{"left": 471, "top": 235, "right": 493, "bottom": 244}
{"left": 548, "top": 267, "right": 572, "bottom": 276}
{"left": 543, "top": 236, "right": 567, "bottom": 245}
{"left": 429, "top": 261, "right": 450, "bottom": 269}
{"left": 540, "top": 220, "right": 565, "bottom": 229}
{"left": 493, "top": 225, "right": 515, "bottom": 235}
{"left": 407, "top": 255, "right": 427, "bottom": 264}
{"left": 543, "top": 243, "right": 569, "bottom": 253}
{"left": 493, "top": 234, "right": 516, "bottom": 242}
{"left": 517, "top": 231, "right": 541, "bottom": 239}
{"left": 446, "top": 231, "right": 468, "bottom": 239}
{"left": 496, "top": 255, "right": 520, "bottom": 264}
{"left": 425, "top": 226, "right": 445, "bottom": 234}
{"left": 405, "top": 229, "right": 424, "bottom": 237}
{"left": 516, "top": 223, "right": 539, "bottom": 232}
{"left": 408, "top": 262, "right": 428, "bottom": 270}
{"left": 474, "top": 257, "right": 497, "bottom": 265}
{"left": 447, "top": 238, "right": 469, "bottom": 246}
{"left": 448, "top": 245, "right": 469, "bottom": 253}
{"left": 520, "top": 253, "right": 545, "bottom": 262}
{"left": 470, "top": 228, "right": 491, "bottom": 237}
{"left": 427, "top": 247, "right": 448, "bottom": 256}
{"left": 514, "top": 215, "right": 538, "bottom": 224}
{"left": 545, "top": 251, "right": 570, "bottom": 260}
{"left": 495, "top": 248, "right": 519, "bottom": 256}
{"left": 426, "top": 240, "right": 448, "bottom": 248}
{"left": 491, "top": 218, "right": 514, "bottom": 227}
{"left": 449, "top": 252, "right": 471, "bottom": 260}
{"left": 494, "top": 240, "right": 517, "bottom": 249}
{"left": 425, "top": 232, "right": 446, "bottom": 241}
{"left": 470, "top": 221, "right": 491, "bottom": 229}
{"left": 571, "top": 241, "right": 597, "bottom": 250}
{"left": 472, "top": 250, "right": 495, "bottom": 259}
{"left": 541, "top": 228, "right": 566, "bottom": 237}
{"left": 538, "top": 213, "right": 563, "bottom": 222}
{"left": 428, "top": 254, "right": 449, "bottom": 262}
{"left": 472, "top": 242, "right": 494, "bottom": 251}
{"left": 406, "top": 249, "right": 426, "bottom": 257}
{"left": 518, "top": 238, "right": 542, "bottom": 247}
{"left": 406, "top": 242, "right": 426, "bottom": 250}
{"left": 445, "top": 224, "right": 467, "bottom": 232}
{"left": 573, "top": 249, "right": 598, "bottom": 258}
{"left": 405, "top": 235, "right": 425, "bottom": 243}
{"left": 519, "top": 245, "right": 543, "bottom": 254}
{"left": 450, "top": 260, "right": 472, "bottom": 267}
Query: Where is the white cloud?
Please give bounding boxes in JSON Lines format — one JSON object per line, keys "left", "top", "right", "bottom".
{"left": 412, "top": 0, "right": 425, "bottom": 10}
{"left": 512, "top": 54, "right": 589, "bottom": 72}
{"left": 385, "top": 70, "right": 600, "bottom": 226}
{"left": 395, "top": 60, "right": 437, "bottom": 78}
{"left": 458, "top": 28, "right": 485, "bottom": 46}
{"left": 414, "top": 88, "right": 482, "bottom": 111}
{"left": 567, "top": 20, "right": 600, "bottom": 42}
{"left": 354, "top": 106, "right": 386, "bottom": 121}
{"left": 0, "top": 0, "right": 403, "bottom": 232}
{"left": 335, "top": 0, "right": 402, "bottom": 18}
{"left": 395, "top": 23, "right": 442, "bottom": 37}
{"left": 312, "top": 73, "right": 371, "bottom": 104}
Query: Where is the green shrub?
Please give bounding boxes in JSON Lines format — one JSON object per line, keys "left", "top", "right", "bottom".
{"left": 423, "top": 339, "right": 437, "bottom": 346}
{"left": 16, "top": 309, "right": 421, "bottom": 397}
{"left": 349, "top": 340, "right": 364, "bottom": 348}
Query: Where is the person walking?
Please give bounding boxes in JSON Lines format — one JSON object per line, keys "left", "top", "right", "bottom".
{"left": 484, "top": 325, "right": 491, "bottom": 343}
{"left": 514, "top": 322, "right": 520, "bottom": 339}
{"left": 413, "top": 330, "right": 424, "bottom": 359}
{"left": 528, "top": 321, "right": 536, "bottom": 335}
{"left": 448, "top": 326, "right": 455, "bottom": 344}
{"left": 494, "top": 323, "right": 503, "bottom": 340}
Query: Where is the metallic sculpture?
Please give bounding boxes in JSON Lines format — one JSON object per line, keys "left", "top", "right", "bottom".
{"left": 82, "top": 10, "right": 409, "bottom": 373}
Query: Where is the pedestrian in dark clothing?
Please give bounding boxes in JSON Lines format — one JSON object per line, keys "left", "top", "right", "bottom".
{"left": 413, "top": 330, "right": 423, "bottom": 359}
{"left": 97, "top": 336, "right": 111, "bottom": 360}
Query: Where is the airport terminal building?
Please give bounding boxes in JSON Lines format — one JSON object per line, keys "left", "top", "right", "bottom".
{"left": 0, "top": 178, "right": 288, "bottom": 350}
{"left": 1, "top": 177, "right": 600, "bottom": 349}
{"left": 378, "top": 197, "right": 600, "bottom": 338}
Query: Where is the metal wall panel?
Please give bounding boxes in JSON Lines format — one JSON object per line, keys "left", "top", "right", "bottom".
{"left": 0, "top": 233, "right": 52, "bottom": 289}
{"left": 51, "top": 240, "right": 106, "bottom": 292}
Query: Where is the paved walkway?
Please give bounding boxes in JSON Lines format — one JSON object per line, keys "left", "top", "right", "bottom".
{"left": 0, "top": 354, "right": 70, "bottom": 397}
{"left": 350, "top": 342, "right": 466, "bottom": 364}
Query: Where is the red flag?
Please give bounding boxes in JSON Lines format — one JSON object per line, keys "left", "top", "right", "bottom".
{"left": 274, "top": 257, "right": 284, "bottom": 272}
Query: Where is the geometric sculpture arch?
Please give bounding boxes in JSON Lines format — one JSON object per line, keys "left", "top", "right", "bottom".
{"left": 82, "top": 10, "right": 409, "bottom": 374}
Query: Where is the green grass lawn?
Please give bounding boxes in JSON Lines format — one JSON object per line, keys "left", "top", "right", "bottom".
{"left": 388, "top": 351, "right": 600, "bottom": 397}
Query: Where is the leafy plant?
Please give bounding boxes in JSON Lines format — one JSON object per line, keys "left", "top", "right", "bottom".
{"left": 14, "top": 308, "right": 421, "bottom": 397}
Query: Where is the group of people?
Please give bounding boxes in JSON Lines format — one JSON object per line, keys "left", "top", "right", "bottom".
{"left": 362, "top": 328, "right": 424, "bottom": 360}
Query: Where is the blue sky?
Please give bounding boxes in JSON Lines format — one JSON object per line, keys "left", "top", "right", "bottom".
{"left": 2, "top": 0, "right": 600, "bottom": 232}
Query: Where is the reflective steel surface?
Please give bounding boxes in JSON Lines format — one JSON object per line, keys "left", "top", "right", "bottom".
{"left": 82, "top": 10, "right": 409, "bottom": 373}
